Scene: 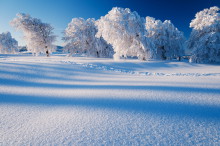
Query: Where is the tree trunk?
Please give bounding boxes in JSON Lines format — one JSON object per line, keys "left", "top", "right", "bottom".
{"left": 45, "top": 46, "right": 49, "bottom": 57}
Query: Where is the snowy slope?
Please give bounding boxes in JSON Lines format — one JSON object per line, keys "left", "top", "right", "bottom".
{"left": 0, "top": 54, "right": 220, "bottom": 145}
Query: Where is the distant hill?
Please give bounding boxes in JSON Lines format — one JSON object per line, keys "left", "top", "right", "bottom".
{"left": 56, "top": 46, "right": 63, "bottom": 53}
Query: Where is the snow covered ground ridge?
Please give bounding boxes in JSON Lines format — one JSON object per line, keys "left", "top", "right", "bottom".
{"left": 62, "top": 61, "right": 220, "bottom": 77}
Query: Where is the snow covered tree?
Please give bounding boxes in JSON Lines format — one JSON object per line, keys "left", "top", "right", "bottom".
{"left": 188, "top": 6, "right": 220, "bottom": 63}
{"left": 145, "top": 17, "right": 185, "bottom": 60}
{"left": 10, "top": 13, "right": 56, "bottom": 56}
{"left": 95, "top": 37, "right": 114, "bottom": 58}
{"left": 0, "top": 32, "right": 18, "bottom": 54}
{"left": 96, "top": 7, "right": 155, "bottom": 60}
{"left": 63, "top": 18, "right": 113, "bottom": 58}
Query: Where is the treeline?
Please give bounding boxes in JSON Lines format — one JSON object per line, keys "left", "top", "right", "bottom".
{"left": 0, "top": 6, "right": 219, "bottom": 63}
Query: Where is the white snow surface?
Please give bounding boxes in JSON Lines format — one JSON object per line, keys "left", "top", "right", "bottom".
{"left": 0, "top": 54, "right": 220, "bottom": 145}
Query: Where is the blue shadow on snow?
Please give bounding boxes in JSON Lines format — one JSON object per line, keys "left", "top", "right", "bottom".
{"left": 0, "top": 93, "right": 220, "bottom": 121}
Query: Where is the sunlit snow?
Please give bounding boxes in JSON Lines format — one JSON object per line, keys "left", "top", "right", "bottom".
{"left": 0, "top": 54, "right": 220, "bottom": 145}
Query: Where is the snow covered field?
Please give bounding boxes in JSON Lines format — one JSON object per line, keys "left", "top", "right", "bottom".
{"left": 0, "top": 54, "right": 220, "bottom": 145}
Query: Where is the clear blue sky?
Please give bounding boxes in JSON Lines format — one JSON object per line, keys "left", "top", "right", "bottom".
{"left": 0, "top": 0, "right": 219, "bottom": 46}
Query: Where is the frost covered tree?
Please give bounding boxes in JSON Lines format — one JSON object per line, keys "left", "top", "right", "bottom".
{"left": 96, "top": 7, "right": 155, "bottom": 60}
{"left": 63, "top": 18, "right": 113, "bottom": 58}
{"left": 10, "top": 13, "right": 56, "bottom": 56}
{"left": 188, "top": 6, "right": 220, "bottom": 63}
{"left": 0, "top": 32, "right": 18, "bottom": 54}
{"left": 145, "top": 17, "right": 185, "bottom": 60}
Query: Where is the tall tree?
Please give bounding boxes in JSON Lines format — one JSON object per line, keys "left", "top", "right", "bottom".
{"left": 63, "top": 18, "right": 113, "bottom": 58}
{"left": 96, "top": 7, "right": 155, "bottom": 60}
{"left": 0, "top": 32, "right": 18, "bottom": 54}
{"left": 145, "top": 17, "right": 185, "bottom": 60}
{"left": 10, "top": 13, "right": 56, "bottom": 56}
{"left": 188, "top": 6, "right": 220, "bottom": 63}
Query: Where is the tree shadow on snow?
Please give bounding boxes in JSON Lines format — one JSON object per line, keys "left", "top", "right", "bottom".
{"left": 1, "top": 59, "right": 220, "bottom": 121}
{"left": 0, "top": 93, "right": 220, "bottom": 121}
{"left": 1, "top": 77, "right": 220, "bottom": 95}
